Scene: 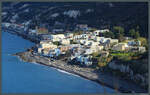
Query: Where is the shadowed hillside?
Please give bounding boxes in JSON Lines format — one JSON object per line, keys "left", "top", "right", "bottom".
{"left": 2, "top": 2, "right": 148, "bottom": 37}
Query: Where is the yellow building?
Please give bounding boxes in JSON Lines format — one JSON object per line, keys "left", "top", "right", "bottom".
{"left": 60, "top": 39, "right": 70, "bottom": 45}
{"left": 38, "top": 40, "right": 57, "bottom": 54}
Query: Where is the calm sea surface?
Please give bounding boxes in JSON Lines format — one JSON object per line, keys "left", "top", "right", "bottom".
{"left": 2, "top": 31, "right": 115, "bottom": 93}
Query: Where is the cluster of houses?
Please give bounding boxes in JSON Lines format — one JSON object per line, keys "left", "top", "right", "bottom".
{"left": 36, "top": 27, "right": 146, "bottom": 66}
{"left": 2, "top": 22, "right": 146, "bottom": 66}
{"left": 112, "top": 41, "right": 146, "bottom": 52}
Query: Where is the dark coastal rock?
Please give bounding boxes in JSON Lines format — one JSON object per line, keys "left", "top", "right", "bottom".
{"left": 12, "top": 52, "right": 24, "bottom": 56}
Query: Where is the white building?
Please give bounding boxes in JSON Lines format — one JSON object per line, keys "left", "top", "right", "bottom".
{"left": 60, "top": 39, "right": 70, "bottom": 45}
{"left": 76, "top": 55, "right": 92, "bottom": 66}
{"left": 94, "top": 37, "right": 104, "bottom": 42}
{"left": 77, "top": 39, "right": 87, "bottom": 44}
{"left": 138, "top": 47, "right": 146, "bottom": 53}
{"left": 89, "top": 35, "right": 96, "bottom": 40}
{"left": 73, "top": 35, "right": 82, "bottom": 40}
{"left": 81, "top": 34, "right": 89, "bottom": 39}
{"left": 90, "top": 45, "right": 104, "bottom": 52}
{"left": 85, "top": 49, "right": 94, "bottom": 54}
{"left": 85, "top": 45, "right": 103, "bottom": 54}
{"left": 128, "top": 40, "right": 141, "bottom": 46}
{"left": 50, "top": 34, "right": 65, "bottom": 42}
{"left": 38, "top": 40, "right": 57, "bottom": 54}
{"left": 91, "top": 42, "right": 100, "bottom": 46}
{"left": 65, "top": 33, "right": 74, "bottom": 39}
{"left": 94, "top": 29, "right": 110, "bottom": 36}
{"left": 70, "top": 44, "right": 81, "bottom": 48}
{"left": 94, "top": 30, "right": 101, "bottom": 36}
{"left": 109, "top": 39, "right": 119, "bottom": 44}
{"left": 100, "top": 29, "right": 110, "bottom": 33}
{"left": 84, "top": 40, "right": 93, "bottom": 46}
{"left": 112, "top": 43, "right": 128, "bottom": 51}
{"left": 100, "top": 38, "right": 111, "bottom": 44}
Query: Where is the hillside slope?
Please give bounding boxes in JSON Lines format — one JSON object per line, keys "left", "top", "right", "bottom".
{"left": 2, "top": 2, "right": 148, "bottom": 37}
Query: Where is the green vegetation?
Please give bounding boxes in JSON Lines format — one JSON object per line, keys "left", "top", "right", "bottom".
{"left": 113, "top": 26, "right": 125, "bottom": 42}
{"left": 53, "top": 41, "right": 61, "bottom": 46}
{"left": 135, "top": 31, "right": 140, "bottom": 39}
{"left": 90, "top": 50, "right": 147, "bottom": 68}
{"left": 106, "top": 51, "right": 148, "bottom": 77}
{"left": 110, "top": 50, "right": 147, "bottom": 62}
{"left": 91, "top": 52, "right": 113, "bottom": 67}
{"left": 111, "top": 52, "right": 130, "bottom": 61}
{"left": 88, "top": 28, "right": 97, "bottom": 32}
{"left": 129, "top": 28, "right": 140, "bottom": 39}
{"left": 137, "top": 37, "right": 148, "bottom": 49}
{"left": 113, "top": 26, "right": 124, "bottom": 35}
{"left": 73, "top": 30, "right": 84, "bottom": 35}
{"left": 91, "top": 52, "right": 100, "bottom": 58}
{"left": 129, "top": 29, "right": 136, "bottom": 37}
{"left": 97, "top": 55, "right": 113, "bottom": 67}
{"left": 102, "top": 31, "right": 115, "bottom": 38}
{"left": 98, "top": 62, "right": 107, "bottom": 67}
{"left": 111, "top": 52, "right": 130, "bottom": 56}
{"left": 70, "top": 40, "right": 78, "bottom": 44}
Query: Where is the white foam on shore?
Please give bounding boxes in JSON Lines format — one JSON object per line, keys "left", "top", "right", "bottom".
{"left": 15, "top": 56, "right": 89, "bottom": 81}
{"left": 31, "top": 62, "right": 82, "bottom": 78}
{"left": 56, "top": 69, "right": 80, "bottom": 77}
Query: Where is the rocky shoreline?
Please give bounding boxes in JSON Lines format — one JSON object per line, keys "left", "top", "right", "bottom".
{"left": 13, "top": 51, "right": 147, "bottom": 93}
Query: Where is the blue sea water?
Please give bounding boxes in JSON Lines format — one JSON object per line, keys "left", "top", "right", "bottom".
{"left": 2, "top": 31, "right": 115, "bottom": 93}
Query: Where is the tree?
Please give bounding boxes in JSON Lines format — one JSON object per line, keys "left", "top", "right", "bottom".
{"left": 129, "top": 29, "right": 135, "bottom": 37}
{"left": 113, "top": 26, "right": 124, "bottom": 35}
{"left": 135, "top": 25, "right": 140, "bottom": 39}
{"left": 53, "top": 41, "right": 61, "bottom": 46}
{"left": 113, "top": 26, "right": 124, "bottom": 41}
{"left": 98, "top": 62, "right": 107, "bottom": 67}
{"left": 92, "top": 52, "right": 100, "bottom": 58}
{"left": 103, "top": 31, "right": 115, "bottom": 38}
{"left": 138, "top": 37, "right": 147, "bottom": 47}
{"left": 117, "top": 33, "right": 124, "bottom": 42}
{"left": 135, "top": 31, "right": 140, "bottom": 39}
{"left": 129, "top": 28, "right": 140, "bottom": 39}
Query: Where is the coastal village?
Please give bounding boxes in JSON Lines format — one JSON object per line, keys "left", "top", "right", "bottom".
{"left": 2, "top": 22, "right": 148, "bottom": 92}
{"left": 2, "top": 22, "right": 146, "bottom": 65}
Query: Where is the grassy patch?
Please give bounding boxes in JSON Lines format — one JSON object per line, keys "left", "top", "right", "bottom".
{"left": 111, "top": 52, "right": 130, "bottom": 56}
{"left": 137, "top": 37, "right": 148, "bottom": 49}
